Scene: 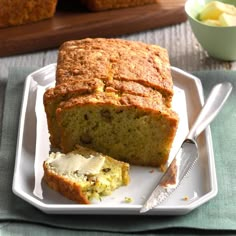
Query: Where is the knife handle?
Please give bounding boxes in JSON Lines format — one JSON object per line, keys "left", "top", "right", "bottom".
{"left": 187, "top": 82, "right": 232, "bottom": 140}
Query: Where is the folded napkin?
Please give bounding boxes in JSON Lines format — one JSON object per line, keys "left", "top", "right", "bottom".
{"left": 0, "top": 67, "right": 236, "bottom": 235}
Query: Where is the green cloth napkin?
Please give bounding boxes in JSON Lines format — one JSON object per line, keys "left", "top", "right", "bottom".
{"left": 0, "top": 67, "right": 236, "bottom": 235}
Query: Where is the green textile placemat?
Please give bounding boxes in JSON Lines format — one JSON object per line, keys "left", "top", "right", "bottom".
{"left": 0, "top": 67, "right": 236, "bottom": 234}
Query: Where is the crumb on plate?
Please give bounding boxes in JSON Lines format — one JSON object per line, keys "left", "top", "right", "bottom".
{"left": 182, "top": 195, "right": 189, "bottom": 201}
{"left": 160, "top": 164, "right": 167, "bottom": 173}
{"left": 124, "top": 197, "right": 133, "bottom": 203}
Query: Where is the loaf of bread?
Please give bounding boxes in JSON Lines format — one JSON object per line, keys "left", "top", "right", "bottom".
{"left": 80, "top": 0, "right": 157, "bottom": 11}
{"left": 43, "top": 145, "right": 130, "bottom": 204}
{"left": 0, "top": 0, "right": 57, "bottom": 27}
{"left": 44, "top": 38, "right": 179, "bottom": 167}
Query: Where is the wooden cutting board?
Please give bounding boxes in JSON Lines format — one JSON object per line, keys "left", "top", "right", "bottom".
{"left": 0, "top": 0, "right": 187, "bottom": 57}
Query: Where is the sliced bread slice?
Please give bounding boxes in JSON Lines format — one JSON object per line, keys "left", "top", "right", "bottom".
{"left": 43, "top": 145, "right": 130, "bottom": 204}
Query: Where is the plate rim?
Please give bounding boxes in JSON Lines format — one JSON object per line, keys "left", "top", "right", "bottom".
{"left": 12, "top": 64, "right": 218, "bottom": 215}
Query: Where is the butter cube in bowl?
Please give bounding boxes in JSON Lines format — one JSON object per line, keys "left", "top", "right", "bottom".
{"left": 185, "top": 0, "right": 236, "bottom": 61}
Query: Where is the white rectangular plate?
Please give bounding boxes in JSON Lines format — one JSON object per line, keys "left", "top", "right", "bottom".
{"left": 12, "top": 64, "right": 217, "bottom": 215}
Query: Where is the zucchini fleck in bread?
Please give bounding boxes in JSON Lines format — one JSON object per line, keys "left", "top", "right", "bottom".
{"left": 56, "top": 92, "right": 178, "bottom": 167}
{"left": 56, "top": 38, "right": 173, "bottom": 107}
{"left": 43, "top": 145, "right": 130, "bottom": 204}
{"left": 0, "top": 0, "right": 57, "bottom": 28}
{"left": 79, "top": 0, "right": 157, "bottom": 11}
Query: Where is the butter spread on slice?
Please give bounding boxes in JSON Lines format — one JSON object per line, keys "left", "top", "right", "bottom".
{"left": 48, "top": 152, "right": 105, "bottom": 175}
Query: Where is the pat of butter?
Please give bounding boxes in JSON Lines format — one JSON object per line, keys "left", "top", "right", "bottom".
{"left": 202, "top": 19, "right": 221, "bottom": 26}
{"left": 49, "top": 152, "right": 105, "bottom": 175}
{"left": 199, "top": 1, "right": 236, "bottom": 21}
{"left": 219, "top": 12, "right": 236, "bottom": 26}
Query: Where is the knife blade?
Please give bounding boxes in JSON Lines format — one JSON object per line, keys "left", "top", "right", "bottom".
{"left": 140, "top": 82, "right": 232, "bottom": 213}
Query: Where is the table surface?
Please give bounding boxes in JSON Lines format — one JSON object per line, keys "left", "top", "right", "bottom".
{"left": 0, "top": 20, "right": 235, "bottom": 235}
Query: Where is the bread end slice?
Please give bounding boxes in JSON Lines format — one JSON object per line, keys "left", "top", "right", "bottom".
{"left": 43, "top": 145, "right": 130, "bottom": 204}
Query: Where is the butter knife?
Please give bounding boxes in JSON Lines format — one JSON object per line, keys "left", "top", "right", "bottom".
{"left": 140, "top": 82, "right": 232, "bottom": 213}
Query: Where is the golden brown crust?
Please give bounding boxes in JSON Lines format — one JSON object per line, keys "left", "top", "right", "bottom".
{"left": 44, "top": 77, "right": 164, "bottom": 103}
{"left": 0, "top": 0, "right": 57, "bottom": 28}
{"left": 44, "top": 79, "right": 104, "bottom": 103}
{"left": 43, "top": 161, "right": 90, "bottom": 204}
{"left": 55, "top": 38, "right": 173, "bottom": 106}
{"left": 57, "top": 92, "right": 171, "bottom": 115}
{"left": 82, "top": 0, "right": 157, "bottom": 11}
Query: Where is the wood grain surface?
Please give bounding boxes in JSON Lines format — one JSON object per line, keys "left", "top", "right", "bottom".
{"left": 0, "top": 0, "right": 187, "bottom": 57}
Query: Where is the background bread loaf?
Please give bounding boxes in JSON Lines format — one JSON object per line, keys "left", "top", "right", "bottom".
{"left": 0, "top": 0, "right": 57, "bottom": 27}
